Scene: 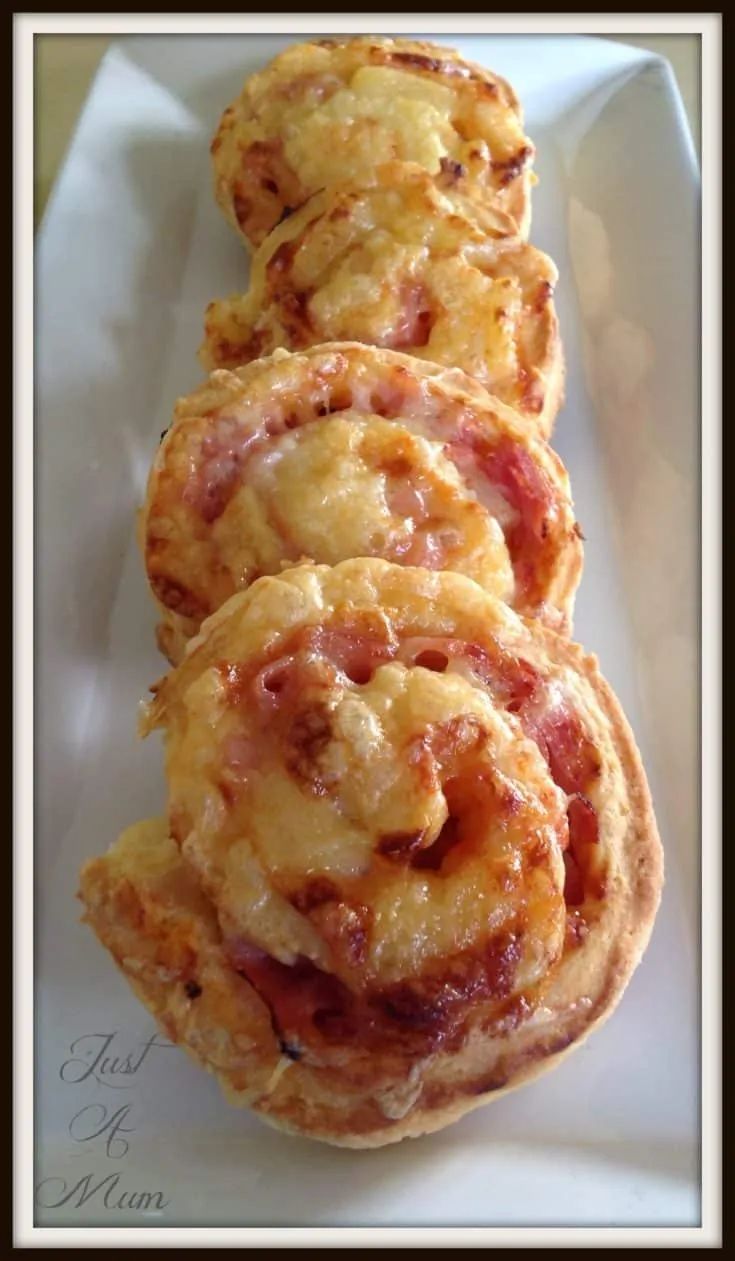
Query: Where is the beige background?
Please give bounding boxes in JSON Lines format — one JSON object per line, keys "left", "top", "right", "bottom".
{"left": 34, "top": 34, "right": 700, "bottom": 230}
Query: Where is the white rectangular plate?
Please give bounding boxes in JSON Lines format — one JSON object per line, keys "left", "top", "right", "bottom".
{"left": 35, "top": 33, "right": 700, "bottom": 1228}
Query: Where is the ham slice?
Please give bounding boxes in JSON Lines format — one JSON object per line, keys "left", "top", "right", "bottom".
{"left": 183, "top": 414, "right": 270, "bottom": 523}
{"left": 527, "top": 707, "right": 601, "bottom": 796}
{"left": 227, "top": 938, "right": 355, "bottom": 1047}
{"left": 473, "top": 437, "right": 554, "bottom": 597}
{"left": 378, "top": 282, "right": 433, "bottom": 350}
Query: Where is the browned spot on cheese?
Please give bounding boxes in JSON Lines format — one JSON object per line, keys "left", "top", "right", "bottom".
{"left": 311, "top": 899, "right": 372, "bottom": 967}
{"left": 385, "top": 50, "right": 449, "bottom": 75}
{"left": 266, "top": 239, "right": 298, "bottom": 278}
{"left": 534, "top": 279, "right": 554, "bottom": 313}
{"left": 207, "top": 329, "right": 270, "bottom": 370}
{"left": 328, "top": 202, "right": 354, "bottom": 222}
{"left": 377, "top": 932, "right": 522, "bottom": 1033}
{"left": 492, "top": 145, "right": 533, "bottom": 187}
{"left": 148, "top": 574, "right": 207, "bottom": 621}
{"left": 378, "top": 453, "right": 414, "bottom": 478}
{"left": 438, "top": 155, "right": 467, "bottom": 185}
{"left": 381, "top": 49, "right": 487, "bottom": 85}
{"left": 112, "top": 878, "right": 145, "bottom": 931}
{"left": 276, "top": 290, "right": 314, "bottom": 344}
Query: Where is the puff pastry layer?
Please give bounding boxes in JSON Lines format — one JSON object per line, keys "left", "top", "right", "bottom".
{"left": 202, "top": 164, "right": 561, "bottom": 434}
{"left": 80, "top": 559, "right": 662, "bottom": 1147}
{"left": 142, "top": 344, "right": 582, "bottom": 663}
{"left": 212, "top": 37, "right": 534, "bottom": 248}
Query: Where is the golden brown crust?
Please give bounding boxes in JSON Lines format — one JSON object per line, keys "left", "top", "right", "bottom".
{"left": 212, "top": 37, "right": 534, "bottom": 248}
{"left": 201, "top": 163, "right": 561, "bottom": 436}
{"left": 80, "top": 560, "right": 662, "bottom": 1147}
{"left": 143, "top": 343, "right": 582, "bottom": 664}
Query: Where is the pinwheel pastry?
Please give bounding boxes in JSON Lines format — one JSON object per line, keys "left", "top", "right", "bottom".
{"left": 142, "top": 344, "right": 582, "bottom": 664}
{"left": 202, "top": 164, "right": 562, "bottom": 434}
{"left": 79, "top": 559, "right": 663, "bottom": 1147}
{"left": 211, "top": 36, "right": 534, "bottom": 248}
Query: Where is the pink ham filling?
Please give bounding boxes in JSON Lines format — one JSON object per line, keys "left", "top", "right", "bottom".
{"left": 377, "top": 282, "right": 433, "bottom": 351}
{"left": 385, "top": 476, "right": 470, "bottom": 565}
{"left": 181, "top": 415, "right": 270, "bottom": 523}
{"left": 385, "top": 481, "right": 429, "bottom": 521}
{"left": 528, "top": 708, "right": 601, "bottom": 798}
{"left": 383, "top": 484, "right": 465, "bottom": 570}
{"left": 226, "top": 938, "right": 355, "bottom": 1050}
{"left": 472, "top": 439, "right": 554, "bottom": 598}
{"left": 396, "top": 636, "right": 539, "bottom": 712}
{"left": 291, "top": 625, "right": 396, "bottom": 684}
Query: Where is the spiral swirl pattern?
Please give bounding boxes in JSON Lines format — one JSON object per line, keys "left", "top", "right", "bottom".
{"left": 144, "top": 344, "right": 581, "bottom": 663}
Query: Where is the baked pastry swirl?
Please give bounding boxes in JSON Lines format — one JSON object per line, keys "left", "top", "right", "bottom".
{"left": 142, "top": 344, "right": 582, "bottom": 663}
{"left": 202, "top": 163, "right": 561, "bottom": 433}
{"left": 212, "top": 37, "right": 534, "bottom": 248}
{"left": 79, "top": 559, "right": 663, "bottom": 1147}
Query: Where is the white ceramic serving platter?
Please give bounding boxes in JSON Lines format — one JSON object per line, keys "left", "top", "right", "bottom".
{"left": 35, "top": 33, "right": 700, "bottom": 1228}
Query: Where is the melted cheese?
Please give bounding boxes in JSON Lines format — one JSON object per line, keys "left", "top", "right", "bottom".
{"left": 202, "top": 165, "right": 559, "bottom": 424}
